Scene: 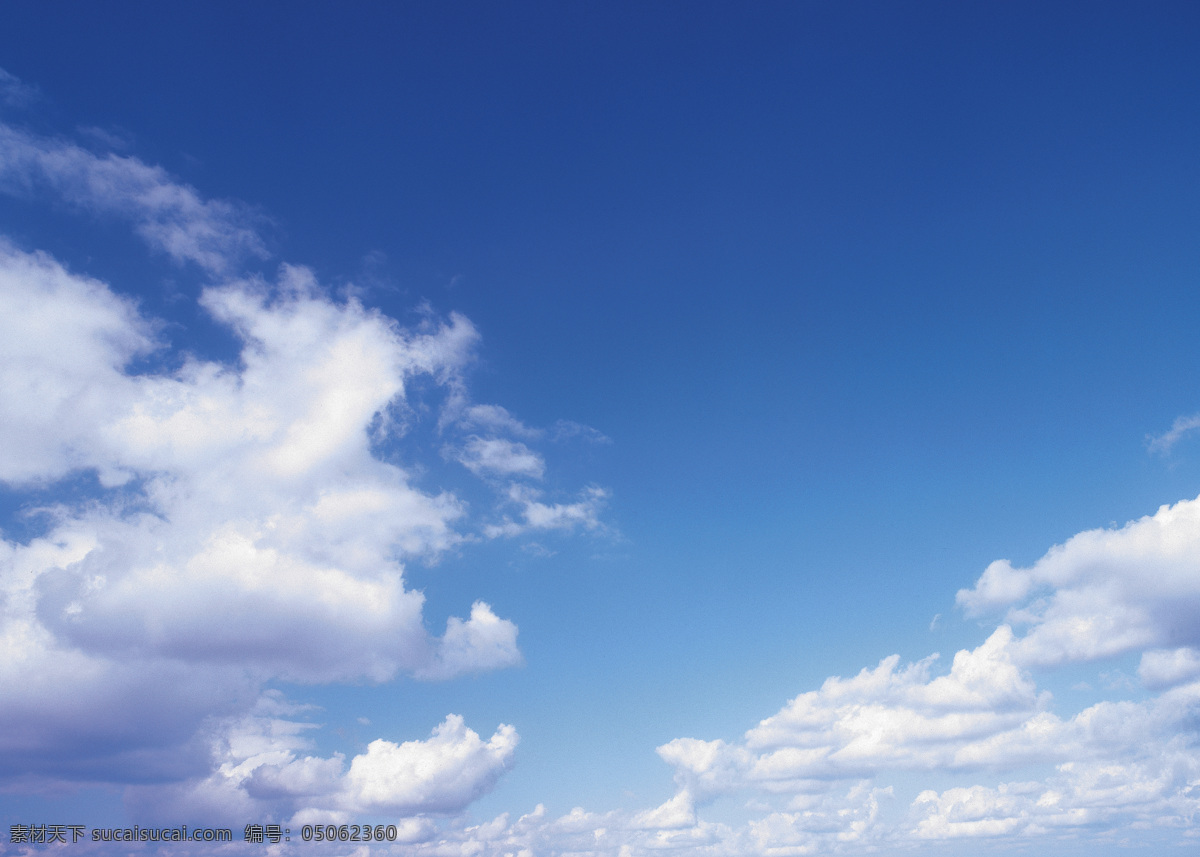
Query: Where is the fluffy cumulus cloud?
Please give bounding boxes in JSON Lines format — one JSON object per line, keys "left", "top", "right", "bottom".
{"left": 343, "top": 715, "right": 518, "bottom": 815}
{"left": 956, "top": 495, "right": 1200, "bottom": 669}
{"left": 0, "top": 251, "right": 507, "bottom": 682}
{"left": 0, "top": 91, "right": 610, "bottom": 830}
{"left": 0, "top": 241, "right": 155, "bottom": 484}
{"left": 121, "top": 697, "right": 517, "bottom": 827}
{"left": 0, "top": 245, "right": 526, "bottom": 804}
{"left": 414, "top": 601, "right": 523, "bottom": 681}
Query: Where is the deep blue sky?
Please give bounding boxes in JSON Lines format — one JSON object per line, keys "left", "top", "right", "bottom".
{"left": 2, "top": 3, "right": 1200, "bottom": 854}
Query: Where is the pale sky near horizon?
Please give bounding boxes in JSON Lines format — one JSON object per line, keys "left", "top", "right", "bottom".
{"left": 2, "top": 3, "right": 1200, "bottom": 855}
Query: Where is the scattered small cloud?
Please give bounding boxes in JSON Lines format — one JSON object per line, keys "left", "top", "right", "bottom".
{"left": 551, "top": 419, "right": 612, "bottom": 444}
{"left": 485, "top": 484, "right": 609, "bottom": 538}
{"left": 458, "top": 403, "right": 542, "bottom": 440}
{"left": 413, "top": 602, "right": 522, "bottom": 681}
{"left": 1148, "top": 411, "right": 1200, "bottom": 455}
{"left": 452, "top": 436, "right": 545, "bottom": 480}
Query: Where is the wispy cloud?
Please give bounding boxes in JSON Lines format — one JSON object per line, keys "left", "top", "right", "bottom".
{"left": 1148, "top": 412, "right": 1200, "bottom": 454}
{"left": 457, "top": 403, "right": 543, "bottom": 440}
{"left": 551, "top": 418, "right": 612, "bottom": 444}
{"left": 0, "top": 67, "right": 39, "bottom": 108}
{"left": 484, "top": 484, "right": 609, "bottom": 538}
{"left": 439, "top": 400, "right": 613, "bottom": 538}
{"left": 0, "top": 123, "right": 268, "bottom": 274}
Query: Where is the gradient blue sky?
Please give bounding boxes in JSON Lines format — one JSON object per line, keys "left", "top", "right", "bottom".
{"left": 2, "top": 3, "right": 1200, "bottom": 855}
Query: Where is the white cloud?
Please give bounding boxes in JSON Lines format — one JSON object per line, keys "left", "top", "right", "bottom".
{"left": 533, "top": 578, "right": 1199, "bottom": 854}
{"left": 7, "top": 67, "right": 1192, "bottom": 855}
{"left": 1148, "top": 411, "right": 1200, "bottom": 454}
{"left": 0, "top": 242, "right": 155, "bottom": 484}
{"left": 6, "top": 260, "right": 493, "bottom": 677}
{"left": 458, "top": 403, "right": 542, "bottom": 439}
{"left": 5, "top": 261, "right": 1194, "bottom": 852}
{"left": 907, "top": 737, "right": 1200, "bottom": 843}
{"left": 381, "top": 678, "right": 1200, "bottom": 856}
{"left": 956, "top": 496, "right": 1200, "bottom": 666}
{"left": 629, "top": 790, "right": 696, "bottom": 830}
{"left": 0, "top": 123, "right": 268, "bottom": 274}
{"left": 105, "top": 644, "right": 1190, "bottom": 857}
{"left": 656, "top": 627, "right": 1045, "bottom": 803}
{"left": 1139, "top": 647, "right": 1200, "bottom": 689}
{"left": 343, "top": 714, "right": 518, "bottom": 815}
{"left": 453, "top": 436, "right": 545, "bottom": 479}
{"left": 414, "top": 601, "right": 523, "bottom": 681}
{"left": 484, "top": 484, "right": 609, "bottom": 538}
{"left": 123, "top": 699, "right": 517, "bottom": 827}
{"left": 352, "top": 785, "right": 890, "bottom": 856}
{"left": 908, "top": 782, "right": 1044, "bottom": 839}
{"left": 439, "top": 401, "right": 614, "bottom": 546}
{"left": 747, "top": 782, "right": 892, "bottom": 853}
{"left": 0, "top": 77, "right": 601, "bottom": 853}
{"left": 0, "top": 249, "right": 529, "bottom": 800}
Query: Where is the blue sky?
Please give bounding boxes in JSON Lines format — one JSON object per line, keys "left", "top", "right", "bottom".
{"left": 2, "top": 2, "right": 1200, "bottom": 854}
